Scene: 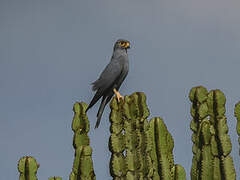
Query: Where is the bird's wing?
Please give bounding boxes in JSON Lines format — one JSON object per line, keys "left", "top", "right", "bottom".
{"left": 86, "top": 58, "right": 122, "bottom": 111}
{"left": 92, "top": 59, "right": 122, "bottom": 91}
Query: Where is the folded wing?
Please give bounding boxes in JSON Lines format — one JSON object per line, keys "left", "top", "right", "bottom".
{"left": 86, "top": 59, "right": 122, "bottom": 112}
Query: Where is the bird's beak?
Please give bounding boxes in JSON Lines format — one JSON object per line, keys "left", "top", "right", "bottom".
{"left": 125, "top": 42, "right": 130, "bottom": 49}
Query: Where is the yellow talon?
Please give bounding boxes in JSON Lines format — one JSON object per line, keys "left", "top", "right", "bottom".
{"left": 113, "top": 88, "right": 124, "bottom": 102}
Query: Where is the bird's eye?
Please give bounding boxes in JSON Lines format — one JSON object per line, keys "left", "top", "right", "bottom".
{"left": 119, "top": 42, "right": 125, "bottom": 46}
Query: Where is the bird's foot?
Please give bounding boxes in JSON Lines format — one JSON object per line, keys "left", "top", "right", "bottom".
{"left": 116, "top": 93, "right": 124, "bottom": 102}
{"left": 113, "top": 88, "right": 124, "bottom": 102}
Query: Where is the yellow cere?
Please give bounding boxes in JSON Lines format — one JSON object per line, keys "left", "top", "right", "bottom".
{"left": 125, "top": 42, "right": 130, "bottom": 48}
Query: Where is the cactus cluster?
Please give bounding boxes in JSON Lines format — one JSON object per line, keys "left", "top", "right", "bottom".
{"left": 17, "top": 87, "right": 239, "bottom": 180}
{"left": 189, "top": 86, "right": 236, "bottom": 180}
{"left": 109, "top": 92, "right": 186, "bottom": 180}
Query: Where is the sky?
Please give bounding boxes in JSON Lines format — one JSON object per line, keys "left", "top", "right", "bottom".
{"left": 0, "top": 0, "right": 240, "bottom": 179}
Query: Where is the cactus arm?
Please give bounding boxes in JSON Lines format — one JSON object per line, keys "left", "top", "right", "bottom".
{"left": 148, "top": 117, "right": 175, "bottom": 180}
{"left": 69, "top": 102, "right": 96, "bottom": 180}
{"left": 18, "top": 156, "right": 39, "bottom": 180}
{"left": 207, "top": 90, "right": 236, "bottom": 180}
{"left": 189, "top": 86, "right": 236, "bottom": 180}
{"left": 174, "top": 164, "right": 187, "bottom": 180}
{"left": 109, "top": 92, "right": 151, "bottom": 179}
{"left": 189, "top": 86, "right": 209, "bottom": 180}
{"left": 109, "top": 97, "right": 127, "bottom": 179}
{"left": 122, "top": 93, "right": 150, "bottom": 179}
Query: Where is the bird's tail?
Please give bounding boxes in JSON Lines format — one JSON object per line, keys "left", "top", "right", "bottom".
{"left": 95, "top": 96, "right": 108, "bottom": 128}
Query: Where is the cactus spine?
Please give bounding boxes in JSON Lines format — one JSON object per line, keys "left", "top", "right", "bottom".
{"left": 69, "top": 102, "right": 96, "bottom": 180}
{"left": 18, "top": 156, "right": 39, "bottom": 180}
{"left": 109, "top": 92, "right": 186, "bottom": 180}
{"left": 189, "top": 86, "right": 236, "bottom": 180}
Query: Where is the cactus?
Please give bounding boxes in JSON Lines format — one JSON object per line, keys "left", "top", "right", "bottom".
{"left": 234, "top": 102, "right": 240, "bottom": 155}
{"left": 17, "top": 88, "right": 240, "bottom": 180}
{"left": 109, "top": 92, "right": 150, "bottom": 179}
{"left": 18, "top": 156, "right": 39, "bottom": 180}
{"left": 148, "top": 117, "right": 186, "bottom": 180}
{"left": 109, "top": 92, "right": 186, "bottom": 180}
{"left": 69, "top": 102, "right": 96, "bottom": 180}
{"left": 189, "top": 86, "right": 236, "bottom": 180}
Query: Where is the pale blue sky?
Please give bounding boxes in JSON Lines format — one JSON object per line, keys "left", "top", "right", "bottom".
{"left": 1, "top": 0, "right": 240, "bottom": 179}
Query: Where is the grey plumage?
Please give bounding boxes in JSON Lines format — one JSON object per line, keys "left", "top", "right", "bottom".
{"left": 86, "top": 39, "right": 130, "bottom": 128}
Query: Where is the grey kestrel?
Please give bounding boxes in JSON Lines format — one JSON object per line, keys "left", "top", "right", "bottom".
{"left": 86, "top": 39, "right": 130, "bottom": 128}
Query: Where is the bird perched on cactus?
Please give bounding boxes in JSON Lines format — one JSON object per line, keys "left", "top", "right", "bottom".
{"left": 86, "top": 39, "right": 130, "bottom": 128}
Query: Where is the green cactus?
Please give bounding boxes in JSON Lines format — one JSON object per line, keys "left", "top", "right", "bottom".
{"left": 18, "top": 156, "right": 39, "bottom": 180}
{"left": 148, "top": 117, "right": 186, "bottom": 180}
{"left": 48, "top": 177, "right": 62, "bottom": 180}
{"left": 189, "top": 86, "right": 236, "bottom": 180}
{"left": 17, "top": 88, "right": 240, "bottom": 180}
{"left": 123, "top": 92, "right": 151, "bottom": 179}
{"left": 69, "top": 102, "right": 96, "bottom": 180}
{"left": 234, "top": 102, "right": 240, "bottom": 155}
{"left": 174, "top": 164, "right": 187, "bottom": 180}
{"left": 109, "top": 92, "right": 150, "bottom": 179}
{"left": 109, "top": 92, "right": 186, "bottom": 180}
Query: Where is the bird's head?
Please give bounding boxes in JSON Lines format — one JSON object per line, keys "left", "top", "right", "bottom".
{"left": 114, "top": 39, "right": 131, "bottom": 51}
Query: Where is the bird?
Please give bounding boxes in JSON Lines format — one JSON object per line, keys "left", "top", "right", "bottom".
{"left": 86, "top": 39, "right": 130, "bottom": 128}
